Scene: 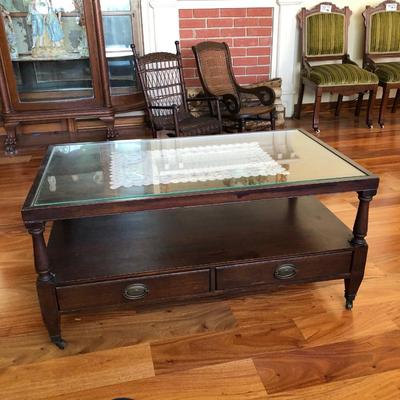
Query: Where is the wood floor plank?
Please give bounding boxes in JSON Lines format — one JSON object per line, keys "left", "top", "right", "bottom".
{"left": 151, "top": 320, "right": 305, "bottom": 375}
{"left": 1, "top": 343, "right": 155, "bottom": 400}
{"left": 0, "top": 302, "right": 236, "bottom": 369}
{"left": 253, "top": 329, "right": 400, "bottom": 394}
{"left": 48, "top": 359, "right": 269, "bottom": 400}
{"left": 266, "top": 369, "right": 400, "bottom": 400}
{"left": 293, "top": 304, "right": 399, "bottom": 348}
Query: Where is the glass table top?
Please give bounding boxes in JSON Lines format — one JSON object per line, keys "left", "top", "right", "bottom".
{"left": 29, "top": 130, "right": 368, "bottom": 208}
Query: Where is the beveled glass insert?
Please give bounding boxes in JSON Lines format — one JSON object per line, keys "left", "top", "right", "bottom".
{"left": 31, "top": 130, "right": 367, "bottom": 207}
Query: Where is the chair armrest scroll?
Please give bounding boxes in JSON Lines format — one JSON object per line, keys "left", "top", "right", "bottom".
{"left": 342, "top": 54, "right": 358, "bottom": 66}
{"left": 237, "top": 85, "right": 276, "bottom": 106}
{"left": 363, "top": 56, "right": 377, "bottom": 72}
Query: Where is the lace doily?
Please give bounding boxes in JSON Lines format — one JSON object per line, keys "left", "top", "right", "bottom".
{"left": 109, "top": 142, "right": 288, "bottom": 189}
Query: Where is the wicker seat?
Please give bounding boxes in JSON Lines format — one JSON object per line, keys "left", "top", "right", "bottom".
{"left": 131, "top": 42, "right": 222, "bottom": 138}
{"left": 192, "top": 41, "right": 276, "bottom": 132}
{"left": 363, "top": 1, "right": 400, "bottom": 128}
{"left": 295, "top": 3, "right": 379, "bottom": 133}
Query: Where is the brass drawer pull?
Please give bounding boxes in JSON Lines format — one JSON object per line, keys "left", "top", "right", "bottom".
{"left": 123, "top": 283, "right": 149, "bottom": 300}
{"left": 274, "top": 264, "right": 298, "bottom": 280}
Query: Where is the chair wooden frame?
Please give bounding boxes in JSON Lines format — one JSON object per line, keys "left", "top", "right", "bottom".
{"left": 295, "top": 2, "right": 378, "bottom": 133}
{"left": 192, "top": 41, "right": 276, "bottom": 133}
{"left": 363, "top": 0, "right": 400, "bottom": 128}
{"left": 131, "top": 42, "right": 222, "bottom": 138}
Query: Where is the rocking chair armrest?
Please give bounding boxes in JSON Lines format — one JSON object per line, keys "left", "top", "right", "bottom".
{"left": 148, "top": 105, "right": 179, "bottom": 110}
{"left": 149, "top": 105, "right": 180, "bottom": 136}
{"left": 186, "top": 95, "right": 223, "bottom": 102}
{"left": 186, "top": 96, "right": 223, "bottom": 126}
{"left": 342, "top": 54, "right": 358, "bottom": 66}
{"left": 237, "top": 85, "right": 276, "bottom": 106}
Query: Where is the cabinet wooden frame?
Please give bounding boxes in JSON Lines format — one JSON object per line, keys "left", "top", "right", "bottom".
{"left": 0, "top": 0, "right": 144, "bottom": 155}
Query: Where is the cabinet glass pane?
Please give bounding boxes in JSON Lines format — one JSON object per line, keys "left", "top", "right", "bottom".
{"left": 101, "top": 1, "right": 137, "bottom": 95}
{"left": 0, "top": 0, "right": 94, "bottom": 102}
{"left": 100, "top": 0, "right": 131, "bottom": 12}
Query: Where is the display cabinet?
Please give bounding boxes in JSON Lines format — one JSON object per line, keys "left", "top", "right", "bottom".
{"left": 0, "top": 0, "right": 143, "bottom": 154}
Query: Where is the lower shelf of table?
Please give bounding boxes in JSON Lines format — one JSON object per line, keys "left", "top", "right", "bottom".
{"left": 47, "top": 196, "right": 356, "bottom": 312}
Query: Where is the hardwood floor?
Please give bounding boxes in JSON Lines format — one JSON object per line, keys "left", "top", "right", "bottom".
{"left": 1, "top": 108, "right": 400, "bottom": 399}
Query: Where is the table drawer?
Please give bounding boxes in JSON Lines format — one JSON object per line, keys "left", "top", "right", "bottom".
{"left": 57, "top": 269, "right": 210, "bottom": 311}
{"left": 216, "top": 252, "right": 352, "bottom": 290}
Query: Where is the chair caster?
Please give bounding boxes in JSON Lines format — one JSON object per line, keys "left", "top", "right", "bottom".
{"left": 379, "top": 123, "right": 384, "bottom": 129}
{"left": 367, "top": 123, "right": 373, "bottom": 129}
{"left": 313, "top": 128, "right": 320, "bottom": 134}
{"left": 51, "top": 335, "right": 67, "bottom": 350}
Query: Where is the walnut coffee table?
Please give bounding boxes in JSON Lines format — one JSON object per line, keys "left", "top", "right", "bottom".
{"left": 22, "top": 130, "right": 379, "bottom": 348}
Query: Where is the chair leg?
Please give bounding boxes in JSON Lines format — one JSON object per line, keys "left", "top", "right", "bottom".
{"left": 392, "top": 89, "right": 400, "bottom": 113}
{"left": 270, "top": 111, "right": 276, "bottom": 130}
{"left": 312, "top": 88, "right": 322, "bottom": 134}
{"left": 366, "top": 87, "right": 377, "bottom": 129}
{"left": 295, "top": 80, "right": 305, "bottom": 119}
{"left": 379, "top": 84, "right": 389, "bottom": 128}
{"left": 335, "top": 94, "right": 343, "bottom": 117}
{"left": 238, "top": 119, "right": 245, "bottom": 133}
{"left": 355, "top": 93, "right": 364, "bottom": 117}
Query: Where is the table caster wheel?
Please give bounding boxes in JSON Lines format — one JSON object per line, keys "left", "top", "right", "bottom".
{"left": 345, "top": 299, "right": 353, "bottom": 310}
{"left": 313, "top": 128, "right": 320, "bottom": 134}
{"left": 368, "top": 124, "right": 373, "bottom": 129}
{"left": 379, "top": 123, "right": 384, "bottom": 129}
{"left": 51, "top": 335, "right": 67, "bottom": 350}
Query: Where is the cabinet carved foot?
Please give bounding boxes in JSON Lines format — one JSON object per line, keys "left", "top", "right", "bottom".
{"left": 106, "top": 127, "right": 119, "bottom": 140}
{"left": 4, "top": 135, "right": 17, "bottom": 155}
{"left": 51, "top": 335, "right": 67, "bottom": 349}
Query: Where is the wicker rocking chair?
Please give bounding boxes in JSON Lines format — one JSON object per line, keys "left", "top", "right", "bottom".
{"left": 192, "top": 41, "right": 276, "bottom": 132}
{"left": 131, "top": 42, "right": 222, "bottom": 138}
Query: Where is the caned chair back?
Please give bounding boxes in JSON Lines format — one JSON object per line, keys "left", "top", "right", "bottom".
{"left": 132, "top": 43, "right": 188, "bottom": 121}
{"left": 364, "top": 1, "right": 400, "bottom": 56}
{"left": 298, "top": 3, "right": 351, "bottom": 60}
{"left": 192, "top": 41, "right": 239, "bottom": 99}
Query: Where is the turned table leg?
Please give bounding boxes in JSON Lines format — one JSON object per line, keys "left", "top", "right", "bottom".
{"left": 345, "top": 190, "right": 376, "bottom": 310}
{"left": 27, "top": 222, "right": 66, "bottom": 349}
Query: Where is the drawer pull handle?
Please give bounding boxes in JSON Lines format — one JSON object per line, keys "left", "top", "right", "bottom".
{"left": 123, "top": 283, "right": 149, "bottom": 300}
{"left": 274, "top": 264, "right": 297, "bottom": 280}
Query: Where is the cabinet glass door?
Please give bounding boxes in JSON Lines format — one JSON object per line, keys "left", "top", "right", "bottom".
{"left": 100, "top": 0, "right": 138, "bottom": 96}
{"left": 0, "top": 0, "right": 94, "bottom": 102}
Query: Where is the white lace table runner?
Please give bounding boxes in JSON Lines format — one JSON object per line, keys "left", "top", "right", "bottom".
{"left": 109, "top": 142, "right": 288, "bottom": 189}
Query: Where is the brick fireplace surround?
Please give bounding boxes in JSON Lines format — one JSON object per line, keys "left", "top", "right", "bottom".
{"left": 179, "top": 7, "right": 273, "bottom": 87}
{"left": 141, "top": 0, "right": 302, "bottom": 117}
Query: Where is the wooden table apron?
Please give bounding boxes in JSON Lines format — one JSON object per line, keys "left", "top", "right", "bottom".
{"left": 20, "top": 131, "right": 379, "bottom": 348}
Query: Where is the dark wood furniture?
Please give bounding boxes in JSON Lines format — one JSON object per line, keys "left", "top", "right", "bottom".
{"left": 192, "top": 41, "right": 276, "bottom": 132}
{"left": 295, "top": 2, "right": 379, "bottom": 133}
{"left": 131, "top": 41, "right": 222, "bottom": 138}
{"left": 0, "top": 0, "right": 143, "bottom": 155}
{"left": 21, "top": 129, "right": 379, "bottom": 349}
{"left": 362, "top": 0, "right": 400, "bottom": 128}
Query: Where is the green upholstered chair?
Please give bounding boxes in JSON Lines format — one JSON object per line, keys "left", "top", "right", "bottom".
{"left": 363, "top": 1, "right": 400, "bottom": 128}
{"left": 295, "top": 3, "right": 379, "bottom": 133}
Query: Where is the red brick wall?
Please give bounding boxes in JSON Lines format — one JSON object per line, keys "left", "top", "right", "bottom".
{"left": 179, "top": 7, "right": 273, "bottom": 88}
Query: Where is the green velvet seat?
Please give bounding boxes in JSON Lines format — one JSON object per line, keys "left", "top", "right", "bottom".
{"left": 296, "top": 3, "right": 378, "bottom": 133}
{"left": 308, "top": 64, "right": 379, "bottom": 86}
{"left": 363, "top": 1, "right": 400, "bottom": 128}
{"left": 374, "top": 62, "right": 400, "bottom": 83}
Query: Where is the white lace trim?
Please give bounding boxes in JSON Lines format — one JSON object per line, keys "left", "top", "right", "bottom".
{"left": 109, "top": 142, "right": 288, "bottom": 189}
